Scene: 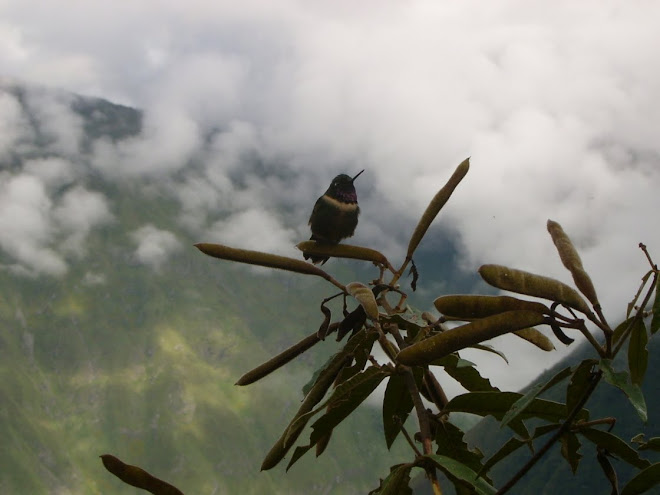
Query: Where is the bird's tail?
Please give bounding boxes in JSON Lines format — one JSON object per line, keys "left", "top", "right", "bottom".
{"left": 303, "top": 235, "right": 329, "bottom": 264}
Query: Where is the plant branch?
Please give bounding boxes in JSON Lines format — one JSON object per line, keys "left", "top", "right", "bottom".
{"left": 495, "top": 370, "right": 602, "bottom": 495}
{"left": 403, "top": 367, "right": 443, "bottom": 494}
{"left": 612, "top": 270, "right": 658, "bottom": 357}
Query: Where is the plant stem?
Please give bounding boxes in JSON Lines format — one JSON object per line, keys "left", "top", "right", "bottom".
{"left": 403, "top": 367, "right": 443, "bottom": 494}
{"left": 495, "top": 370, "right": 602, "bottom": 495}
{"left": 612, "top": 271, "right": 658, "bottom": 357}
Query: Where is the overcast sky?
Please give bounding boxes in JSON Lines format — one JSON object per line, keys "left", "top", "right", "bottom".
{"left": 1, "top": 0, "right": 659, "bottom": 390}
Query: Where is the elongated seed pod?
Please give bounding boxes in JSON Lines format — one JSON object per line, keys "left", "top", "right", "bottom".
{"left": 195, "top": 243, "right": 343, "bottom": 289}
{"left": 296, "top": 242, "right": 393, "bottom": 270}
{"left": 478, "top": 264, "right": 592, "bottom": 315}
{"left": 236, "top": 332, "right": 321, "bottom": 386}
{"left": 434, "top": 294, "right": 549, "bottom": 319}
{"left": 100, "top": 454, "right": 184, "bottom": 495}
{"left": 406, "top": 158, "right": 469, "bottom": 258}
{"left": 513, "top": 328, "right": 555, "bottom": 351}
{"left": 547, "top": 220, "right": 599, "bottom": 306}
{"left": 396, "top": 310, "right": 547, "bottom": 366}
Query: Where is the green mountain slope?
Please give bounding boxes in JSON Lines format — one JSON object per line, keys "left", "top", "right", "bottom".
{"left": 1, "top": 86, "right": 428, "bottom": 494}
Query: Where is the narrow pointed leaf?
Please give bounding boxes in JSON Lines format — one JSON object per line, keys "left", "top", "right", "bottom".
{"left": 651, "top": 282, "right": 660, "bottom": 334}
{"left": 407, "top": 158, "right": 469, "bottom": 258}
{"left": 383, "top": 373, "right": 415, "bottom": 449}
{"left": 435, "top": 421, "right": 488, "bottom": 478}
{"left": 600, "top": 359, "right": 648, "bottom": 423}
{"left": 470, "top": 343, "right": 509, "bottom": 364}
{"left": 638, "top": 438, "right": 660, "bottom": 452}
{"left": 444, "top": 392, "right": 589, "bottom": 424}
{"left": 369, "top": 464, "right": 414, "bottom": 495}
{"left": 436, "top": 353, "right": 499, "bottom": 392}
{"left": 613, "top": 317, "right": 636, "bottom": 346}
{"left": 597, "top": 449, "right": 620, "bottom": 495}
{"left": 424, "top": 455, "right": 497, "bottom": 495}
{"left": 621, "top": 463, "right": 660, "bottom": 495}
{"left": 500, "top": 367, "right": 572, "bottom": 428}
{"left": 560, "top": 432, "right": 583, "bottom": 474}
{"left": 566, "top": 359, "right": 598, "bottom": 414}
{"left": 286, "top": 444, "right": 313, "bottom": 471}
{"left": 309, "top": 366, "right": 389, "bottom": 446}
{"left": 628, "top": 318, "right": 648, "bottom": 385}
{"left": 478, "top": 264, "right": 592, "bottom": 315}
{"left": 262, "top": 329, "right": 371, "bottom": 470}
{"left": 480, "top": 437, "right": 526, "bottom": 475}
{"left": 481, "top": 424, "right": 560, "bottom": 475}
{"left": 579, "top": 428, "right": 651, "bottom": 470}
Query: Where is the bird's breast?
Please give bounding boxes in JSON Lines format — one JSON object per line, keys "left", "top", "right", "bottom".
{"left": 322, "top": 195, "right": 359, "bottom": 212}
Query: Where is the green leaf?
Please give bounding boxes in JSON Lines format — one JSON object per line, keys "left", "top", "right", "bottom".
{"left": 302, "top": 353, "right": 336, "bottom": 397}
{"left": 470, "top": 343, "right": 509, "bottom": 364}
{"left": 621, "top": 462, "right": 660, "bottom": 495}
{"left": 424, "top": 455, "right": 497, "bottom": 495}
{"left": 382, "top": 373, "right": 415, "bottom": 449}
{"left": 309, "top": 366, "right": 389, "bottom": 446}
{"left": 613, "top": 317, "right": 636, "bottom": 346}
{"left": 334, "top": 331, "right": 378, "bottom": 385}
{"left": 628, "top": 318, "right": 648, "bottom": 385}
{"left": 286, "top": 444, "right": 313, "bottom": 471}
{"left": 435, "top": 421, "right": 488, "bottom": 480}
{"left": 579, "top": 428, "right": 651, "bottom": 470}
{"left": 597, "top": 449, "right": 619, "bottom": 495}
{"left": 262, "top": 328, "right": 373, "bottom": 471}
{"left": 445, "top": 391, "right": 589, "bottom": 425}
{"left": 480, "top": 424, "right": 560, "bottom": 475}
{"left": 480, "top": 437, "right": 527, "bottom": 476}
{"left": 651, "top": 281, "right": 660, "bottom": 334}
{"left": 444, "top": 392, "right": 536, "bottom": 438}
{"left": 567, "top": 359, "right": 598, "bottom": 414}
{"left": 501, "top": 367, "right": 572, "bottom": 428}
{"left": 638, "top": 437, "right": 660, "bottom": 452}
{"left": 600, "top": 359, "right": 648, "bottom": 423}
{"left": 368, "top": 464, "right": 414, "bottom": 495}
{"left": 436, "top": 353, "right": 499, "bottom": 392}
{"left": 560, "top": 432, "right": 582, "bottom": 474}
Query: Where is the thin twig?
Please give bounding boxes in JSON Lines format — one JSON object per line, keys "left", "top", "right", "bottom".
{"left": 495, "top": 370, "right": 602, "bottom": 495}
{"left": 397, "top": 419, "right": 423, "bottom": 457}
{"left": 639, "top": 243, "right": 657, "bottom": 270}
{"left": 404, "top": 367, "right": 443, "bottom": 495}
{"left": 613, "top": 271, "right": 658, "bottom": 357}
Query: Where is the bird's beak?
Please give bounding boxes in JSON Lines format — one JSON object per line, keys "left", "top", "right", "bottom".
{"left": 352, "top": 170, "right": 365, "bottom": 182}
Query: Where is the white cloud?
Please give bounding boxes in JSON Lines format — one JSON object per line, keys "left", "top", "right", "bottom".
{"left": 54, "top": 186, "right": 113, "bottom": 255}
{"left": 131, "top": 224, "right": 182, "bottom": 269}
{"left": 23, "top": 157, "right": 75, "bottom": 188}
{"left": 23, "top": 88, "right": 84, "bottom": 156}
{"left": 0, "top": 173, "right": 66, "bottom": 276}
{"left": 0, "top": 90, "right": 31, "bottom": 158}
{"left": 207, "top": 208, "right": 297, "bottom": 256}
{"left": 1, "top": 0, "right": 660, "bottom": 388}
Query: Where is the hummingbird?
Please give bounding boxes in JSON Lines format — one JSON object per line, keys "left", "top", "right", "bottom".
{"left": 304, "top": 170, "right": 364, "bottom": 264}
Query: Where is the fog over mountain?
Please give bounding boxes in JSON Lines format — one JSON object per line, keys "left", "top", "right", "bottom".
{"left": 1, "top": 0, "right": 659, "bottom": 391}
